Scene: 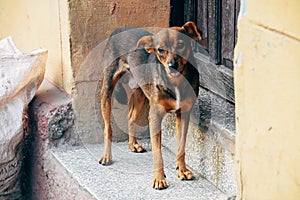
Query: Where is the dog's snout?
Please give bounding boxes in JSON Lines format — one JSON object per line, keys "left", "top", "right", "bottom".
{"left": 167, "top": 61, "right": 179, "bottom": 70}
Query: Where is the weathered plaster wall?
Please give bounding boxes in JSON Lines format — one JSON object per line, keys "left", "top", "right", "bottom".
{"left": 69, "top": 0, "right": 170, "bottom": 78}
{"left": 234, "top": 0, "right": 300, "bottom": 199}
{"left": 0, "top": 0, "right": 73, "bottom": 93}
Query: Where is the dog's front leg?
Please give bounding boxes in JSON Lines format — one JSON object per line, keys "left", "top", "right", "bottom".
{"left": 175, "top": 111, "right": 194, "bottom": 180}
{"left": 149, "top": 104, "right": 168, "bottom": 189}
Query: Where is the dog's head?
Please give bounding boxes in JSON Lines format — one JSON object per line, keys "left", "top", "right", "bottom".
{"left": 137, "top": 22, "right": 202, "bottom": 79}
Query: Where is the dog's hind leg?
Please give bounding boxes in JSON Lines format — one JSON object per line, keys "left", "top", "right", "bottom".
{"left": 128, "top": 88, "right": 148, "bottom": 153}
{"left": 99, "top": 63, "right": 125, "bottom": 165}
{"left": 99, "top": 79, "right": 114, "bottom": 165}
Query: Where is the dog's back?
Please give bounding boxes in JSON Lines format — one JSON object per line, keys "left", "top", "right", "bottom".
{"left": 101, "top": 27, "right": 153, "bottom": 104}
{"left": 102, "top": 27, "right": 152, "bottom": 67}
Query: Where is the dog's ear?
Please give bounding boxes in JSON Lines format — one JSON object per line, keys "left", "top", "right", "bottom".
{"left": 182, "top": 21, "right": 202, "bottom": 41}
{"left": 137, "top": 35, "right": 155, "bottom": 53}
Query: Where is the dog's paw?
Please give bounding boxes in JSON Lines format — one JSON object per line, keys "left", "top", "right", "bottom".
{"left": 177, "top": 167, "right": 194, "bottom": 181}
{"left": 152, "top": 177, "right": 168, "bottom": 190}
{"left": 99, "top": 155, "right": 112, "bottom": 165}
{"left": 128, "top": 143, "right": 146, "bottom": 153}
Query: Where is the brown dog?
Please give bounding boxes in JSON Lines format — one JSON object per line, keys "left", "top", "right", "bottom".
{"left": 99, "top": 22, "right": 202, "bottom": 189}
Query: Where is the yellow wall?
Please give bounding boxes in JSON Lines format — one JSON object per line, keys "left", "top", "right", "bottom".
{"left": 0, "top": 0, "right": 72, "bottom": 93}
{"left": 234, "top": 0, "right": 300, "bottom": 199}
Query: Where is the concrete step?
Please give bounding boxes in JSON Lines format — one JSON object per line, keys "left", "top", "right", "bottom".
{"left": 48, "top": 142, "right": 232, "bottom": 200}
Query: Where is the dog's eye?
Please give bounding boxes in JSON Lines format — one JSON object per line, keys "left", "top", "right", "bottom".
{"left": 177, "top": 42, "right": 185, "bottom": 49}
{"left": 157, "top": 47, "right": 165, "bottom": 54}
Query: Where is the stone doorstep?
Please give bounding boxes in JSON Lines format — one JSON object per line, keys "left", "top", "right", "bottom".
{"left": 49, "top": 142, "right": 231, "bottom": 200}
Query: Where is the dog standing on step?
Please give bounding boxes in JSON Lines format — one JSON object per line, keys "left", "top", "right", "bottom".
{"left": 99, "top": 22, "right": 202, "bottom": 190}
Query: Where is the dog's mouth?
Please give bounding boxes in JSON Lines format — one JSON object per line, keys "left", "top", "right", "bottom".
{"left": 170, "top": 71, "right": 181, "bottom": 78}
{"left": 169, "top": 67, "right": 184, "bottom": 78}
{"left": 166, "top": 59, "right": 187, "bottom": 78}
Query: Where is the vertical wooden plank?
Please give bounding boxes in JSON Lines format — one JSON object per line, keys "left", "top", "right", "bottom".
{"left": 197, "top": 0, "right": 208, "bottom": 49}
{"left": 184, "top": 0, "right": 196, "bottom": 22}
{"left": 221, "top": 0, "right": 235, "bottom": 69}
{"left": 235, "top": 0, "right": 241, "bottom": 45}
{"left": 208, "top": 0, "right": 221, "bottom": 64}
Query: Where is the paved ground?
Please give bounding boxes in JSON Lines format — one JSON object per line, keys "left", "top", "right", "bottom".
{"left": 51, "top": 141, "right": 231, "bottom": 200}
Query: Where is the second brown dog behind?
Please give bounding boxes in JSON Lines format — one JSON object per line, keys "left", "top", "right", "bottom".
{"left": 99, "top": 22, "right": 202, "bottom": 190}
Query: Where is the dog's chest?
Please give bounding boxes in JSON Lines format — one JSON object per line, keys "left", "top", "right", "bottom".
{"left": 166, "top": 84, "right": 196, "bottom": 113}
{"left": 174, "top": 87, "right": 181, "bottom": 111}
{"left": 141, "top": 83, "right": 182, "bottom": 112}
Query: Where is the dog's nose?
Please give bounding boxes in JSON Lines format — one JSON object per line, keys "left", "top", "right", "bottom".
{"left": 168, "top": 61, "right": 179, "bottom": 70}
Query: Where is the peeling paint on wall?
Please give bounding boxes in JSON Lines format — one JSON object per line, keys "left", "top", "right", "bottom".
{"left": 235, "top": 52, "right": 243, "bottom": 68}
{"left": 239, "top": 0, "right": 247, "bottom": 19}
